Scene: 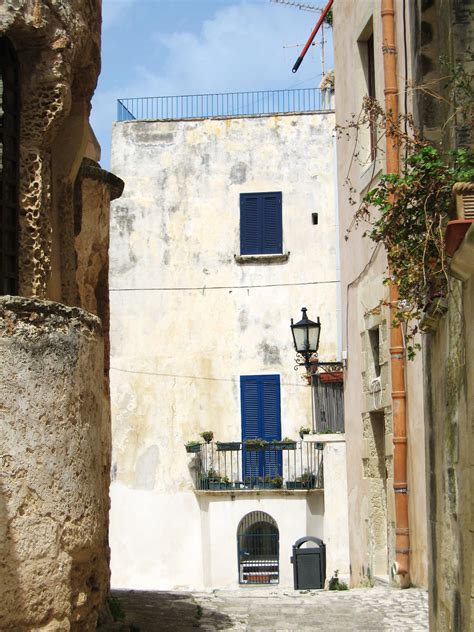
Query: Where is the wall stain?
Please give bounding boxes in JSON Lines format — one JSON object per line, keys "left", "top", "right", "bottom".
{"left": 114, "top": 205, "right": 135, "bottom": 235}
{"left": 229, "top": 162, "right": 247, "bottom": 184}
{"left": 258, "top": 342, "right": 281, "bottom": 365}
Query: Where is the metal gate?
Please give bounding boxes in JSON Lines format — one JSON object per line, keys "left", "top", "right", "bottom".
{"left": 237, "top": 511, "right": 279, "bottom": 585}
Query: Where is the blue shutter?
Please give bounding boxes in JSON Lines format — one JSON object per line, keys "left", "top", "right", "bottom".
{"left": 240, "top": 194, "right": 261, "bottom": 255}
{"left": 241, "top": 375, "right": 282, "bottom": 480}
{"left": 261, "top": 376, "right": 282, "bottom": 478}
{"left": 262, "top": 193, "right": 282, "bottom": 254}
{"left": 240, "top": 192, "right": 282, "bottom": 255}
{"left": 241, "top": 377, "right": 261, "bottom": 481}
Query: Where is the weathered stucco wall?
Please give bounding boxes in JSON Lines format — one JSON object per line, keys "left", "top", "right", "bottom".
{"left": 109, "top": 111, "right": 348, "bottom": 589}
{"left": 0, "top": 297, "right": 108, "bottom": 631}
{"left": 333, "top": 0, "right": 428, "bottom": 588}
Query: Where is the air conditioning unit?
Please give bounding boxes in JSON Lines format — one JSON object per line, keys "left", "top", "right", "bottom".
{"left": 445, "top": 182, "right": 474, "bottom": 257}
{"left": 452, "top": 181, "right": 474, "bottom": 220}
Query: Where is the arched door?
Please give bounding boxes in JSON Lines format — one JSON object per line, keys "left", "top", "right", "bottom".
{"left": 237, "top": 511, "right": 279, "bottom": 584}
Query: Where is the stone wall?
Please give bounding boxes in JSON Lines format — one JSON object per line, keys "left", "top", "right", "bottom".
{"left": 0, "top": 0, "right": 102, "bottom": 300}
{"left": 332, "top": 0, "right": 428, "bottom": 588}
{"left": 0, "top": 1, "right": 123, "bottom": 628}
{"left": 413, "top": 1, "right": 473, "bottom": 629}
{"left": 0, "top": 297, "right": 108, "bottom": 630}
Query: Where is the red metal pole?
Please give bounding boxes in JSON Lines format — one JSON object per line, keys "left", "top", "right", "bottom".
{"left": 292, "top": 0, "right": 333, "bottom": 73}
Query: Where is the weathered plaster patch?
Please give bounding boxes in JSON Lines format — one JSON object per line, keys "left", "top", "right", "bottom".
{"left": 229, "top": 162, "right": 247, "bottom": 184}
{"left": 258, "top": 342, "right": 281, "bottom": 365}
{"left": 114, "top": 205, "right": 135, "bottom": 235}
{"left": 135, "top": 445, "right": 160, "bottom": 490}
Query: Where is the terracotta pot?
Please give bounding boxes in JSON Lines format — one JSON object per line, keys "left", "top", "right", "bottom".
{"left": 445, "top": 219, "right": 474, "bottom": 257}
{"left": 318, "top": 371, "right": 343, "bottom": 383}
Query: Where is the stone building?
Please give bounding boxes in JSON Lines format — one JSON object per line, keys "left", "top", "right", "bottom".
{"left": 109, "top": 93, "right": 350, "bottom": 590}
{"left": 413, "top": 1, "right": 473, "bottom": 630}
{"left": 0, "top": 1, "right": 122, "bottom": 629}
{"left": 332, "top": 0, "right": 428, "bottom": 590}
{"left": 333, "top": 0, "right": 473, "bottom": 630}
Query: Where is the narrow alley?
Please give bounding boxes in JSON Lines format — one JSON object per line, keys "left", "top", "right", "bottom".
{"left": 100, "top": 586, "right": 428, "bottom": 631}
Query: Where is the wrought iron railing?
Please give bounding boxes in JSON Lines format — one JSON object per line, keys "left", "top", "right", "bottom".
{"left": 117, "top": 88, "right": 332, "bottom": 122}
{"left": 189, "top": 441, "right": 324, "bottom": 491}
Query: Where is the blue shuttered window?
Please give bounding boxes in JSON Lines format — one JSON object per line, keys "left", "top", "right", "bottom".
{"left": 240, "top": 192, "right": 282, "bottom": 255}
{"left": 240, "top": 375, "right": 282, "bottom": 480}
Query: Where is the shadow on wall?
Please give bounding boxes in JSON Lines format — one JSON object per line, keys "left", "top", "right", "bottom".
{"left": 99, "top": 590, "right": 234, "bottom": 631}
{"left": 0, "top": 479, "right": 22, "bottom": 629}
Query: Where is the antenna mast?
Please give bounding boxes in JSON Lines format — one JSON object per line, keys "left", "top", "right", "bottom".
{"left": 270, "top": 0, "right": 327, "bottom": 76}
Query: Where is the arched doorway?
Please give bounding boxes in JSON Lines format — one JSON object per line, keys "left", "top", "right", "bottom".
{"left": 237, "top": 511, "right": 279, "bottom": 584}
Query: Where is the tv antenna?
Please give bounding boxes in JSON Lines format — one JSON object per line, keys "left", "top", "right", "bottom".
{"left": 270, "top": 0, "right": 321, "bottom": 12}
{"left": 271, "top": 0, "right": 328, "bottom": 76}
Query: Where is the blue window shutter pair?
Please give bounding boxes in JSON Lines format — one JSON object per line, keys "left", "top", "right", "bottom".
{"left": 240, "top": 375, "right": 282, "bottom": 479}
{"left": 240, "top": 192, "right": 282, "bottom": 255}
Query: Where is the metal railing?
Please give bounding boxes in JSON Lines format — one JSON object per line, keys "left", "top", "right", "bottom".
{"left": 117, "top": 88, "right": 333, "bottom": 122}
{"left": 191, "top": 441, "right": 324, "bottom": 491}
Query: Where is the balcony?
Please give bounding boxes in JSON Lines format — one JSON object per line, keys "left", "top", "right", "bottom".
{"left": 187, "top": 441, "right": 324, "bottom": 493}
{"left": 117, "top": 88, "right": 333, "bottom": 122}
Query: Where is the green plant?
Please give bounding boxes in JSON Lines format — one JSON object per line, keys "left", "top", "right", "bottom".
{"left": 107, "top": 595, "right": 125, "bottom": 621}
{"left": 328, "top": 569, "right": 349, "bottom": 591}
{"left": 299, "top": 426, "right": 311, "bottom": 438}
{"left": 271, "top": 475, "right": 283, "bottom": 488}
{"left": 244, "top": 438, "right": 269, "bottom": 449}
{"left": 297, "top": 469, "right": 316, "bottom": 487}
{"left": 206, "top": 468, "right": 220, "bottom": 481}
{"left": 200, "top": 430, "right": 214, "bottom": 443}
{"left": 358, "top": 145, "right": 474, "bottom": 357}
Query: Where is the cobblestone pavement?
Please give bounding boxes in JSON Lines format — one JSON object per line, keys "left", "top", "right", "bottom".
{"left": 101, "top": 585, "right": 428, "bottom": 631}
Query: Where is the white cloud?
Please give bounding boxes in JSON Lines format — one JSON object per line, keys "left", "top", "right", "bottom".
{"left": 92, "top": 1, "right": 330, "bottom": 167}
{"left": 102, "top": 0, "right": 140, "bottom": 29}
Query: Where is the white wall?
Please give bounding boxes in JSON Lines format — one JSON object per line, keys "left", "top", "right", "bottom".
{"left": 109, "top": 112, "right": 345, "bottom": 589}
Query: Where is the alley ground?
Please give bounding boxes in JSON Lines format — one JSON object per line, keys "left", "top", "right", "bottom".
{"left": 100, "top": 585, "right": 429, "bottom": 631}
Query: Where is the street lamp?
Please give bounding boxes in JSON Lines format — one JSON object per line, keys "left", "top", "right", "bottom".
{"left": 290, "top": 307, "right": 321, "bottom": 370}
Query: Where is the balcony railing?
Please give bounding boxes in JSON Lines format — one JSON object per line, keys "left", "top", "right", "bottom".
{"left": 188, "top": 441, "right": 323, "bottom": 491}
{"left": 117, "top": 88, "right": 333, "bottom": 122}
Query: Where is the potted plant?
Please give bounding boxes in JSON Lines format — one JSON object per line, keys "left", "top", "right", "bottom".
{"left": 244, "top": 438, "right": 269, "bottom": 450}
{"left": 207, "top": 468, "right": 222, "bottom": 490}
{"left": 299, "top": 469, "right": 317, "bottom": 489}
{"left": 200, "top": 430, "right": 214, "bottom": 444}
{"left": 216, "top": 441, "right": 241, "bottom": 451}
{"left": 299, "top": 426, "right": 311, "bottom": 439}
{"left": 185, "top": 441, "right": 201, "bottom": 453}
{"left": 272, "top": 437, "right": 297, "bottom": 450}
{"left": 318, "top": 370, "right": 343, "bottom": 383}
{"left": 271, "top": 475, "right": 283, "bottom": 489}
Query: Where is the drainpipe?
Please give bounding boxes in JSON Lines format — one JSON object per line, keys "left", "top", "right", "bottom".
{"left": 381, "top": 0, "right": 410, "bottom": 582}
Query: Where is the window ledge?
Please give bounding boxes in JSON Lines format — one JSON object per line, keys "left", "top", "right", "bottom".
{"left": 234, "top": 252, "right": 290, "bottom": 265}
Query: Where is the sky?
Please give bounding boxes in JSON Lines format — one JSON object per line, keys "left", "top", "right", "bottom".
{"left": 91, "top": 0, "right": 334, "bottom": 168}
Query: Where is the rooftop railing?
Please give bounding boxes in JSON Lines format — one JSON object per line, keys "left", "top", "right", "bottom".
{"left": 117, "top": 88, "right": 333, "bottom": 122}
{"left": 187, "top": 440, "right": 324, "bottom": 492}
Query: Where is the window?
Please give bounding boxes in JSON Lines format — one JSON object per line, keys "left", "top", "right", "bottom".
{"left": 240, "top": 374, "right": 282, "bottom": 481}
{"left": 366, "top": 33, "right": 377, "bottom": 162}
{"left": 240, "top": 192, "right": 282, "bottom": 255}
{"left": 312, "top": 377, "right": 344, "bottom": 433}
{"left": 0, "top": 37, "right": 20, "bottom": 295}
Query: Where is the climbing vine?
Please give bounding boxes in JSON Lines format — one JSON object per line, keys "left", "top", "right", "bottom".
{"left": 337, "top": 59, "right": 474, "bottom": 358}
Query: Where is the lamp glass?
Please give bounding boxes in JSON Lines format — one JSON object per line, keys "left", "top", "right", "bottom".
{"left": 290, "top": 308, "right": 321, "bottom": 355}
